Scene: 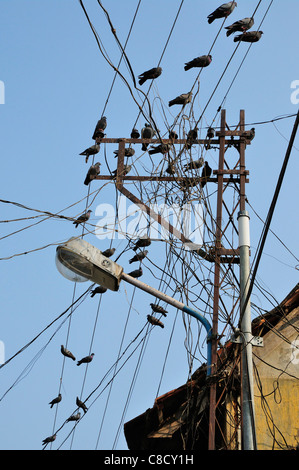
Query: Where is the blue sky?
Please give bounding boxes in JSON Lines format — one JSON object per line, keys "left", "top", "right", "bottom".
{"left": 0, "top": 0, "right": 298, "bottom": 450}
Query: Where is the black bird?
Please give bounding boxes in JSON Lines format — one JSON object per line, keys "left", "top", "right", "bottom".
{"left": 90, "top": 286, "right": 107, "bottom": 297}
{"left": 84, "top": 162, "right": 101, "bottom": 185}
{"left": 73, "top": 210, "right": 92, "bottom": 228}
{"left": 92, "top": 116, "right": 107, "bottom": 140}
{"left": 76, "top": 396, "right": 88, "bottom": 414}
{"left": 133, "top": 237, "right": 151, "bottom": 251}
{"left": 184, "top": 54, "right": 212, "bottom": 71}
{"left": 129, "top": 250, "right": 148, "bottom": 264}
{"left": 148, "top": 143, "right": 170, "bottom": 155}
{"left": 233, "top": 31, "right": 263, "bottom": 43}
{"left": 208, "top": 2, "right": 237, "bottom": 24}
{"left": 201, "top": 161, "right": 212, "bottom": 188}
{"left": 131, "top": 128, "right": 140, "bottom": 139}
{"left": 225, "top": 17, "right": 254, "bottom": 36}
{"left": 66, "top": 412, "right": 81, "bottom": 422}
{"left": 207, "top": 127, "right": 215, "bottom": 139}
{"left": 77, "top": 353, "right": 94, "bottom": 366}
{"left": 169, "top": 130, "right": 178, "bottom": 140}
{"left": 150, "top": 303, "right": 168, "bottom": 317}
{"left": 169, "top": 92, "right": 192, "bottom": 107}
{"left": 127, "top": 267, "right": 143, "bottom": 278}
{"left": 79, "top": 143, "right": 100, "bottom": 163}
{"left": 101, "top": 247, "right": 116, "bottom": 258}
{"left": 113, "top": 147, "right": 135, "bottom": 158}
{"left": 49, "top": 393, "right": 62, "bottom": 408}
{"left": 247, "top": 127, "right": 255, "bottom": 141}
{"left": 141, "top": 124, "right": 156, "bottom": 151}
{"left": 147, "top": 315, "right": 164, "bottom": 329}
{"left": 138, "top": 67, "right": 162, "bottom": 86}
{"left": 42, "top": 434, "right": 56, "bottom": 445}
{"left": 61, "top": 345, "right": 76, "bottom": 361}
{"left": 186, "top": 128, "right": 198, "bottom": 149}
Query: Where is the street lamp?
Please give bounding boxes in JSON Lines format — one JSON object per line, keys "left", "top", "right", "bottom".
{"left": 56, "top": 238, "right": 212, "bottom": 375}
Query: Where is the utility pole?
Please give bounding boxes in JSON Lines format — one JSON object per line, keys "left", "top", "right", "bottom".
{"left": 95, "top": 109, "right": 255, "bottom": 450}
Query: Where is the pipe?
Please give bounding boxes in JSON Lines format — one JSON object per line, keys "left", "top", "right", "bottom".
{"left": 121, "top": 272, "right": 213, "bottom": 375}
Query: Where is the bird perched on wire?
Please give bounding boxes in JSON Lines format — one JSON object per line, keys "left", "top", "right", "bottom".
{"left": 141, "top": 123, "right": 156, "bottom": 151}
{"left": 77, "top": 353, "right": 94, "bottom": 366}
{"left": 133, "top": 237, "right": 151, "bottom": 251}
{"left": 84, "top": 162, "right": 101, "bottom": 185}
{"left": 225, "top": 17, "right": 254, "bottom": 36}
{"left": 61, "top": 345, "right": 76, "bottom": 361}
{"left": 42, "top": 434, "right": 56, "bottom": 446}
{"left": 73, "top": 210, "right": 92, "bottom": 228}
{"left": 169, "top": 92, "right": 192, "bottom": 107}
{"left": 148, "top": 143, "right": 170, "bottom": 155}
{"left": 169, "top": 130, "right": 178, "bottom": 141}
{"left": 186, "top": 128, "right": 198, "bottom": 149}
{"left": 92, "top": 116, "right": 107, "bottom": 141}
{"left": 111, "top": 164, "right": 132, "bottom": 177}
{"left": 131, "top": 128, "right": 140, "bottom": 139}
{"left": 113, "top": 147, "right": 135, "bottom": 158}
{"left": 49, "top": 393, "right": 62, "bottom": 408}
{"left": 66, "top": 412, "right": 81, "bottom": 422}
{"left": 76, "top": 396, "right": 88, "bottom": 414}
{"left": 129, "top": 250, "right": 148, "bottom": 264}
{"left": 147, "top": 315, "right": 164, "bottom": 329}
{"left": 150, "top": 303, "right": 168, "bottom": 317}
{"left": 208, "top": 1, "right": 237, "bottom": 24}
{"left": 201, "top": 161, "right": 212, "bottom": 188}
{"left": 184, "top": 157, "right": 204, "bottom": 172}
{"left": 101, "top": 247, "right": 116, "bottom": 258}
{"left": 138, "top": 66, "right": 162, "bottom": 86}
{"left": 79, "top": 143, "right": 100, "bottom": 163}
{"left": 90, "top": 286, "right": 107, "bottom": 297}
{"left": 127, "top": 267, "right": 143, "bottom": 278}
{"left": 184, "top": 54, "right": 212, "bottom": 71}
{"left": 233, "top": 31, "right": 263, "bottom": 43}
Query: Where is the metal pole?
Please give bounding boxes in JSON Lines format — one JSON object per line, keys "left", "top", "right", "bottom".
{"left": 238, "top": 210, "right": 256, "bottom": 450}
{"left": 121, "top": 272, "right": 213, "bottom": 375}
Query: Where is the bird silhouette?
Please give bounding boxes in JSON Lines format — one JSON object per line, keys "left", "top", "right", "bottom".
{"left": 90, "top": 286, "right": 107, "bottom": 297}
{"left": 138, "top": 67, "right": 162, "bottom": 85}
{"left": 207, "top": 1, "right": 237, "bottom": 24}
{"left": 61, "top": 345, "right": 76, "bottom": 361}
{"left": 150, "top": 303, "right": 168, "bottom": 317}
{"left": 77, "top": 353, "right": 94, "bottom": 366}
{"left": 147, "top": 315, "right": 164, "bottom": 328}
{"left": 76, "top": 396, "right": 88, "bottom": 414}
{"left": 49, "top": 393, "right": 62, "bottom": 408}
{"left": 73, "top": 210, "right": 92, "bottom": 228}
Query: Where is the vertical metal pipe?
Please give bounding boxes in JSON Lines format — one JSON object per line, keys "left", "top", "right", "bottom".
{"left": 238, "top": 210, "right": 256, "bottom": 450}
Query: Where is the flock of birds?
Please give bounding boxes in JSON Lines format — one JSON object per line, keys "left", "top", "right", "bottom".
{"left": 42, "top": 1, "right": 262, "bottom": 447}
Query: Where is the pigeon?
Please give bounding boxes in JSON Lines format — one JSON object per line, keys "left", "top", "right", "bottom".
{"left": 73, "top": 210, "right": 92, "bottom": 228}
{"left": 247, "top": 127, "right": 255, "bottom": 141}
{"left": 133, "top": 237, "right": 151, "bottom": 251}
{"left": 80, "top": 143, "right": 100, "bottom": 163}
{"left": 201, "top": 161, "right": 212, "bottom": 188}
{"left": 178, "top": 177, "right": 202, "bottom": 190}
{"left": 169, "top": 92, "right": 192, "bottom": 107}
{"left": 169, "top": 130, "right": 178, "bottom": 140}
{"left": 148, "top": 143, "right": 170, "bottom": 155}
{"left": 66, "top": 412, "right": 81, "bottom": 422}
{"left": 225, "top": 17, "right": 254, "bottom": 36}
{"left": 233, "top": 31, "right": 263, "bottom": 43}
{"left": 208, "top": 2, "right": 237, "bottom": 24}
{"left": 92, "top": 116, "right": 107, "bottom": 140}
{"left": 147, "top": 315, "right": 164, "bottom": 329}
{"left": 166, "top": 162, "right": 176, "bottom": 175}
{"left": 77, "top": 353, "right": 94, "bottom": 366}
{"left": 49, "top": 393, "right": 62, "bottom": 408}
{"left": 186, "top": 128, "right": 198, "bottom": 149}
{"left": 90, "top": 286, "right": 107, "bottom": 297}
{"left": 129, "top": 250, "right": 148, "bottom": 264}
{"left": 206, "top": 127, "right": 215, "bottom": 139}
{"left": 150, "top": 303, "right": 168, "bottom": 317}
{"left": 141, "top": 124, "right": 156, "bottom": 151}
{"left": 76, "top": 396, "right": 88, "bottom": 414}
{"left": 131, "top": 128, "right": 140, "bottom": 139}
{"left": 113, "top": 147, "right": 135, "bottom": 158}
{"left": 111, "top": 164, "right": 132, "bottom": 177}
{"left": 138, "top": 67, "right": 162, "bottom": 86}
{"left": 184, "top": 157, "right": 204, "bottom": 171}
{"left": 127, "top": 267, "right": 143, "bottom": 278}
{"left": 184, "top": 54, "right": 212, "bottom": 71}
{"left": 101, "top": 247, "right": 116, "bottom": 258}
{"left": 61, "top": 345, "right": 76, "bottom": 361}
{"left": 84, "top": 162, "right": 101, "bottom": 185}
{"left": 42, "top": 434, "right": 56, "bottom": 445}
